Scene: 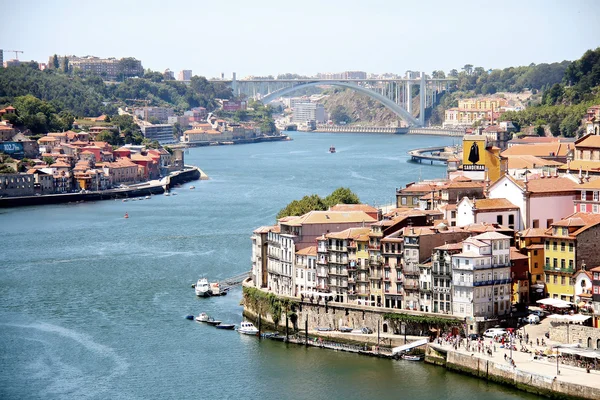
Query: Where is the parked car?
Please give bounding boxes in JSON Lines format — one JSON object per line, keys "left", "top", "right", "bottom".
{"left": 483, "top": 328, "right": 507, "bottom": 338}
{"left": 339, "top": 326, "right": 353, "bottom": 333}
{"left": 468, "top": 333, "right": 480, "bottom": 340}
{"left": 527, "top": 314, "right": 540, "bottom": 324}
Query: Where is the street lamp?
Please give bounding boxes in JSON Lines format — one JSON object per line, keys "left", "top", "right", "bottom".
{"left": 554, "top": 345, "right": 561, "bottom": 375}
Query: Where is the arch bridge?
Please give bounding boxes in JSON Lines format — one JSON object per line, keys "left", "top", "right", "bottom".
{"left": 219, "top": 74, "right": 456, "bottom": 127}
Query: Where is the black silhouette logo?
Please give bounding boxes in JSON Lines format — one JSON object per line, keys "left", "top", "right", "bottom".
{"left": 468, "top": 142, "right": 480, "bottom": 164}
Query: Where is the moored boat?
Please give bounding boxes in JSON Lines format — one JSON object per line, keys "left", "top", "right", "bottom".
{"left": 238, "top": 321, "right": 259, "bottom": 335}
{"left": 195, "top": 312, "right": 209, "bottom": 322}
{"left": 195, "top": 278, "right": 210, "bottom": 297}
{"left": 329, "top": 145, "right": 336, "bottom": 153}
{"left": 205, "top": 317, "right": 221, "bottom": 326}
{"left": 186, "top": 315, "right": 194, "bottom": 320}
{"left": 401, "top": 354, "right": 423, "bottom": 361}
{"left": 215, "top": 323, "right": 235, "bottom": 330}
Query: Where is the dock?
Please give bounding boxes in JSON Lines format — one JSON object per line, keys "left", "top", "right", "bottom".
{"left": 408, "top": 146, "right": 460, "bottom": 164}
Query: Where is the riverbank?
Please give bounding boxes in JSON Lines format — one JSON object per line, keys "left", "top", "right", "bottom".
{"left": 0, "top": 166, "right": 201, "bottom": 208}
{"left": 171, "top": 134, "right": 290, "bottom": 149}
{"left": 426, "top": 343, "right": 600, "bottom": 400}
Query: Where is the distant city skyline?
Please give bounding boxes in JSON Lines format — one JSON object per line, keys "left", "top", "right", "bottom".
{"left": 1, "top": 0, "right": 599, "bottom": 79}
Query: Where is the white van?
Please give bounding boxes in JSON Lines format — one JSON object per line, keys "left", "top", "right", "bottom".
{"left": 527, "top": 314, "right": 540, "bottom": 324}
{"left": 483, "top": 328, "right": 506, "bottom": 338}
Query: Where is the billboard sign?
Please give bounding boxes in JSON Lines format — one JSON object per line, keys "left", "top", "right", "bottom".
{"left": 462, "top": 138, "right": 486, "bottom": 171}
{"left": 0, "top": 142, "right": 24, "bottom": 157}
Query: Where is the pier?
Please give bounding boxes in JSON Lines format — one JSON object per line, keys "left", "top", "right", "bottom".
{"left": 407, "top": 127, "right": 465, "bottom": 136}
{"left": 408, "top": 146, "right": 459, "bottom": 164}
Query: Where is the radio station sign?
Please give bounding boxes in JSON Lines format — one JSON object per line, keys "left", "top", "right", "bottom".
{"left": 0, "top": 142, "right": 24, "bottom": 157}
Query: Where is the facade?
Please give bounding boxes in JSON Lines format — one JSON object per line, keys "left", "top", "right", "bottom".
{"left": 451, "top": 232, "right": 512, "bottom": 319}
{"left": 251, "top": 226, "right": 271, "bottom": 289}
{"left": 67, "top": 55, "right": 143, "bottom": 79}
{"left": 432, "top": 243, "right": 462, "bottom": 314}
{"left": 574, "top": 179, "right": 600, "bottom": 213}
{"left": 139, "top": 124, "right": 176, "bottom": 145}
{"left": 456, "top": 197, "right": 520, "bottom": 230}
{"left": 510, "top": 247, "right": 530, "bottom": 305}
{"left": 381, "top": 231, "right": 404, "bottom": 309}
{"left": 292, "top": 103, "right": 326, "bottom": 124}
{"left": 591, "top": 266, "right": 600, "bottom": 328}
{"left": 516, "top": 228, "right": 549, "bottom": 302}
{"left": 0, "top": 173, "right": 35, "bottom": 196}
{"left": 295, "top": 246, "right": 317, "bottom": 295}
{"left": 543, "top": 213, "right": 600, "bottom": 303}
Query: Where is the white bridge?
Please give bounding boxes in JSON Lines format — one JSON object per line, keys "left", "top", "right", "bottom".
{"left": 216, "top": 74, "right": 456, "bottom": 127}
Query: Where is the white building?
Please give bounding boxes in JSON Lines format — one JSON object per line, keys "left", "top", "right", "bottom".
{"left": 177, "top": 69, "right": 192, "bottom": 81}
{"left": 456, "top": 197, "right": 520, "bottom": 231}
{"left": 451, "top": 232, "right": 512, "bottom": 319}
{"left": 266, "top": 228, "right": 297, "bottom": 297}
{"left": 292, "top": 103, "right": 326, "bottom": 124}
{"left": 295, "top": 246, "right": 317, "bottom": 295}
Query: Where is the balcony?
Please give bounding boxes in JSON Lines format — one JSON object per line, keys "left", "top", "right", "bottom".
{"left": 403, "top": 265, "right": 420, "bottom": 276}
{"left": 329, "top": 246, "right": 347, "bottom": 252}
{"left": 356, "top": 277, "right": 370, "bottom": 283}
{"left": 384, "top": 275, "right": 391, "bottom": 281}
{"left": 328, "top": 269, "right": 347, "bottom": 276}
{"left": 544, "top": 264, "right": 575, "bottom": 274}
{"left": 453, "top": 280, "right": 473, "bottom": 287}
{"left": 348, "top": 277, "right": 355, "bottom": 283}
{"left": 404, "top": 283, "right": 419, "bottom": 291}
{"left": 317, "top": 271, "right": 328, "bottom": 278}
{"left": 370, "top": 273, "right": 383, "bottom": 280}
{"left": 432, "top": 269, "right": 451, "bottom": 276}
{"left": 347, "top": 263, "right": 357, "bottom": 271}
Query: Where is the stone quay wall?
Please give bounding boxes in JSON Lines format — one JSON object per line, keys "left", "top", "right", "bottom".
{"left": 550, "top": 324, "right": 600, "bottom": 349}
{"left": 426, "top": 345, "right": 600, "bottom": 400}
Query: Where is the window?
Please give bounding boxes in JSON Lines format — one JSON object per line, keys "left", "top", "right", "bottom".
{"left": 569, "top": 260, "right": 573, "bottom": 269}
{"left": 569, "top": 277, "right": 574, "bottom": 286}
{"left": 497, "top": 215, "right": 503, "bottom": 225}
{"left": 561, "top": 242, "right": 565, "bottom": 251}
{"left": 569, "top": 243, "right": 573, "bottom": 252}
{"left": 582, "top": 190, "right": 587, "bottom": 201}
{"left": 533, "top": 219, "right": 540, "bottom": 228}
{"left": 413, "top": 197, "right": 419, "bottom": 205}
{"left": 546, "top": 219, "right": 553, "bottom": 228}
{"left": 508, "top": 214, "right": 515, "bottom": 227}
{"left": 553, "top": 275, "right": 557, "bottom": 284}
{"left": 546, "top": 275, "right": 550, "bottom": 283}
{"left": 534, "top": 250, "right": 538, "bottom": 256}
{"left": 545, "top": 241, "right": 550, "bottom": 250}
{"left": 553, "top": 242, "right": 557, "bottom": 251}
{"left": 401, "top": 197, "right": 407, "bottom": 205}
{"left": 561, "top": 276, "right": 565, "bottom": 285}
{"left": 553, "top": 258, "right": 558, "bottom": 268}
{"left": 594, "top": 204, "right": 599, "bottom": 214}
{"left": 580, "top": 204, "right": 587, "bottom": 213}
{"left": 561, "top": 259, "right": 565, "bottom": 269}
{"left": 545, "top": 257, "right": 550, "bottom": 266}
{"left": 594, "top": 191, "right": 599, "bottom": 201}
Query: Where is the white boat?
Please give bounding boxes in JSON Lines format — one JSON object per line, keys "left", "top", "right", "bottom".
{"left": 195, "top": 278, "right": 211, "bottom": 297}
{"left": 145, "top": 195, "right": 151, "bottom": 199}
{"left": 164, "top": 192, "right": 170, "bottom": 196}
{"left": 189, "top": 186, "right": 196, "bottom": 190}
{"left": 237, "top": 321, "right": 259, "bottom": 335}
{"left": 172, "top": 192, "right": 178, "bottom": 196}
{"left": 195, "top": 312, "right": 209, "bottom": 322}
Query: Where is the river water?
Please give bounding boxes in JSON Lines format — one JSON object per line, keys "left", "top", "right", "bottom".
{"left": 0, "top": 132, "right": 538, "bottom": 399}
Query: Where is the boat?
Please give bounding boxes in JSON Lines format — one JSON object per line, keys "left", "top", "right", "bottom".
{"left": 145, "top": 195, "right": 151, "bottom": 199}
{"left": 195, "top": 278, "right": 211, "bottom": 297}
{"left": 209, "top": 282, "right": 228, "bottom": 296}
{"left": 189, "top": 186, "right": 196, "bottom": 190}
{"left": 164, "top": 192, "right": 170, "bottom": 196}
{"left": 238, "top": 321, "right": 259, "bottom": 335}
{"left": 215, "top": 323, "right": 235, "bottom": 330}
{"left": 401, "top": 354, "right": 423, "bottom": 361}
{"left": 339, "top": 326, "right": 353, "bottom": 333}
{"left": 205, "top": 317, "right": 221, "bottom": 326}
{"left": 122, "top": 199, "right": 128, "bottom": 202}
{"left": 195, "top": 312, "right": 209, "bottom": 322}
{"left": 172, "top": 192, "right": 178, "bottom": 196}
{"left": 185, "top": 315, "right": 194, "bottom": 320}
{"left": 124, "top": 212, "right": 129, "bottom": 219}
{"left": 329, "top": 145, "right": 336, "bottom": 153}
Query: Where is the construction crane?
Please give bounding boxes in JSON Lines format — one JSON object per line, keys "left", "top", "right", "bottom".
{"left": 4, "top": 50, "right": 24, "bottom": 60}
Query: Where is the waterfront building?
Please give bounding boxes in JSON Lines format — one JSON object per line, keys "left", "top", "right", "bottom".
{"left": 419, "top": 260, "right": 433, "bottom": 312}
{"left": 396, "top": 182, "right": 440, "bottom": 208}
{"left": 381, "top": 231, "right": 404, "bottom": 309}
{"left": 543, "top": 212, "right": 600, "bottom": 303}
{"left": 291, "top": 103, "right": 326, "bottom": 124}
{"left": 431, "top": 243, "right": 462, "bottom": 314}
{"left": 456, "top": 197, "right": 520, "bottom": 231}
{"left": 451, "top": 232, "right": 512, "bottom": 319}
{"left": 574, "top": 269, "right": 593, "bottom": 307}
{"left": 487, "top": 174, "right": 579, "bottom": 230}
{"left": 402, "top": 225, "right": 471, "bottom": 311}
{"left": 591, "top": 266, "right": 600, "bottom": 328}
{"left": 515, "top": 228, "right": 549, "bottom": 302}
{"left": 251, "top": 226, "right": 272, "bottom": 289}
{"left": 295, "top": 246, "right": 317, "bottom": 295}
{"left": 510, "top": 247, "right": 530, "bottom": 305}
{"left": 0, "top": 173, "right": 35, "bottom": 196}
{"left": 139, "top": 124, "right": 176, "bottom": 145}
{"left": 501, "top": 142, "right": 572, "bottom": 164}
{"left": 27, "top": 169, "right": 54, "bottom": 194}
{"left": 266, "top": 225, "right": 295, "bottom": 297}
{"left": 368, "top": 224, "right": 384, "bottom": 307}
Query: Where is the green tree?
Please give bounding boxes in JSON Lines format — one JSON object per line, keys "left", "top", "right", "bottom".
{"left": 323, "top": 187, "right": 360, "bottom": 208}
{"left": 43, "top": 156, "right": 55, "bottom": 165}
{"left": 62, "top": 56, "right": 69, "bottom": 74}
{"left": 53, "top": 54, "right": 59, "bottom": 69}
{"left": 330, "top": 105, "right": 351, "bottom": 124}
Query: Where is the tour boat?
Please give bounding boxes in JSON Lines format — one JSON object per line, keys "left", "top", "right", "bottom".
{"left": 401, "top": 354, "right": 423, "bottom": 361}
{"left": 237, "top": 321, "right": 259, "bottom": 335}
{"left": 329, "top": 145, "right": 336, "bottom": 153}
{"left": 124, "top": 212, "right": 129, "bottom": 219}
{"left": 215, "top": 323, "right": 235, "bottom": 330}
{"left": 189, "top": 186, "right": 196, "bottom": 190}
{"left": 196, "top": 312, "right": 209, "bottom": 322}
{"left": 195, "top": 278, "right": 211, "bottom": 297}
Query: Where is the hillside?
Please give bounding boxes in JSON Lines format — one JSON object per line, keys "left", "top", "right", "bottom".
{"left": 321, "top": 89, "right": 400, "bottom": 126}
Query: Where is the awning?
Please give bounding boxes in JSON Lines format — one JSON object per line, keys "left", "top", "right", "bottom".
{"left": 549, "top": 314, "right": 591, "bottom": 323}
{"left": 536, "top": 298, "right": 573, "bottom": 307}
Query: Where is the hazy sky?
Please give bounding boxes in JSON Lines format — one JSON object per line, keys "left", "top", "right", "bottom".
{"left": 2, "top": 0, "right": 599, "bottom": 79}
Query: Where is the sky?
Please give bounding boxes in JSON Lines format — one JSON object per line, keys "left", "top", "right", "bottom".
{"left": 1, "top": 0, "right": 599, "bottom": 79}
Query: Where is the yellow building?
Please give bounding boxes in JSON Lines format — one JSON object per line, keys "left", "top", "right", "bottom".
{"left": 516, "top": 228, "right": 548, "bottom": 282}
{"left": 542, "top": 213, "right": 600, "bottom": 302}
{"left": 350, "top": 230, "right": 371, "bottom": 302}
{"left": 458, "top": 97, "right": 508, "bottom": 111}
{"left": 461, "top": 135, "right": 507, "bottom": 182}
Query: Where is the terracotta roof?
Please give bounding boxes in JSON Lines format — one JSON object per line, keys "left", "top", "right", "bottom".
{"left": 510, "top": 247, "right": 529, "bottom": 260}
{"left": 518, "top": 228, "right": 550, "bottom": 238}
{"left": 253, "top": 225, "right": 274, "bottom": 234}
{"left": 524, "top": 176, "right": 578, "bottom": 193}
{"left": 589, "top": 266, "right": 600, "bottom": 272}
{"left": 281, "top": 211, "right": 376, "bottom": 226}
{"left": 445, "top": 181, "right": 484, "bottom": 189}
{"left": 472, "top": 231, "right": 512, "bottom": 241}
{"left": 575, "top": 134, "right": 600, "bottom": 149}
{"left": 326, "top": 227, "right": 371, "bottom": 240}
{"left": 558, "top": 160, "right": 600, "bottom": 172}
{"left": 573, "top": 270, "right": 593, "bottom": 280}
{"left": 576, "top": 178, "right": 600, "bottom": 189}
{"left": 52, "top": 161, "right": 71, "bottom": 168}
{"left": 398, "top": 183, "right": 440, "bottom": 193}
{"left": 550, "top": 212, "right": 600, "bottom": 236}
{"left": 296, "top": 246, "right": 317, "bottom": 256}
{"left": 552, "top": 217, "right": 586, "bottom": 227}
{"left": 506, "top": 155, "right": 563, "bottom": 169}
{"left": 501, "top": 143, "right": 570, "bottom": 157}
{"left": 330, "top": 204, "right": 378, "bottom": 213}
{"left": 474, "top": 198, "right": 519, "bottom": 211}
{"left": 509, "top": 136, "right": 574, "bottom": 145}
{"left": 434, "top": 242, "right": 463, "bottom": 251}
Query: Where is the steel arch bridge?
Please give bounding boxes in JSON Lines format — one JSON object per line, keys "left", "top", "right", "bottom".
{"left": 220, "top": 74, "right": 456, "bottom": 127}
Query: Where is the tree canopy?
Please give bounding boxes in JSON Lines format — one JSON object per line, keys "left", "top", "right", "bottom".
{"left": 276, "top": 187, "right": 361, "bottom": 219}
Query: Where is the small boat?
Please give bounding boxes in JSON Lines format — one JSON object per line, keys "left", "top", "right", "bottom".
{"left": 195, "top": 312, "right": 209, "bottom": 322}
{"left": 209, "top": 282, "right": 228, "bottom": 296}
{"left": 329, "top": 145, "right": 336, "bottom": 153}
{"left": 172, "top": 192, "right": 178, "bottom": 196}
{"left": 401, "top": 354, "right": 423, "bottom": 361}
{"left": 215, "top": 323, "right": 235, "bottom": 330}
{"left": 145, "top": 195, "right": 151, "bottom": 199}
{"left": 189, "top": 186, "right": 196, "bottom": 190}
{"left": 238, "top": 321, "right": 259, "bottom": 335}
{"left": 124, "top": 212, "right": 129, "bottom": 219}
{"left": 195, "top": 278, "right": 210, "bottom": 297}
{"left": 205, "top": 317, "right": 221, "bottom": 326}
{"left": 185, "top": 315, "right": 194, "bottom": 320}
{"left": 122, "top": 199, "right": 128, "bottom": 202}
{"left": 164, "top": 192, "right": 170, "bottom": 196}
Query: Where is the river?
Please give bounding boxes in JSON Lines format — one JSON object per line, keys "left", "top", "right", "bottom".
{"left": 0, "top": 131, "right": 539, "bottom": 399}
